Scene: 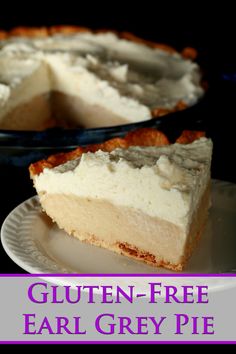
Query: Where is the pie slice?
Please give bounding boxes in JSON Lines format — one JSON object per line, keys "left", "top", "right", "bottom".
{"left": 29, "top": 129, "right": 212, "bottom": 271}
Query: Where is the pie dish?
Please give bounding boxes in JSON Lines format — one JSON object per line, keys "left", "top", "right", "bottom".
{"left": 30, "top": 128, "right": 212, "bottom": 271}
{"left": 0, "top": 26, "right": 204, "bottom": 131}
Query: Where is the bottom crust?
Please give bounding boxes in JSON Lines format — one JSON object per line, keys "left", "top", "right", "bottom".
{"left": 39, "top": 183, "right": 210, "bottom": 271}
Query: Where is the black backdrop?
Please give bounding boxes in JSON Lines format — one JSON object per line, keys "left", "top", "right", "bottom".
{"left": 0, "top": 2, "right": 235, "bottom": 272}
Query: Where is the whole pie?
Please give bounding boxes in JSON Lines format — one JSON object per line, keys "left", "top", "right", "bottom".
{"left": 0, "top": 26, "right": 204, "bottom": 130}
{"left": 30, "top": 128, "right": 213, "bottom": 271}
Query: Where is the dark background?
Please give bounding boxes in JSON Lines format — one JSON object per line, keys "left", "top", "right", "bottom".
{"left": 0, "top": 2, "right": 235, "bottom": 272}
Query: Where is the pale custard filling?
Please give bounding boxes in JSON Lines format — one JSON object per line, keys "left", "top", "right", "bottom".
{"left": 0, "top": 32, "right": 204, "bottom": 129}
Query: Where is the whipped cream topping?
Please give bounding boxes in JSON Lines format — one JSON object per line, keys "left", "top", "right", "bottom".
{"left": 0, "top": 32, "right": 204, "bottom": 125}
{"left": 34, "top": 138, "right": 212, "bottom": 229}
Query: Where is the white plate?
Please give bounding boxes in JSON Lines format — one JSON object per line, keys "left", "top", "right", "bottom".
{"left": 1, "top": 180, "right": 236, "bottom": 291}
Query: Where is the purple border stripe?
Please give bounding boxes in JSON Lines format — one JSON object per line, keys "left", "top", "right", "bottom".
{"left": 0, "top": 273, "right": 236, "bottom": 277}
